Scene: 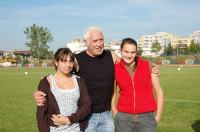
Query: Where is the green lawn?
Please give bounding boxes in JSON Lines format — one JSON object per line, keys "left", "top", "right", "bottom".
{"left": 0, "top": 66, "right": 200, "bottom": 132}
{"left": 158, "top": 66, "right": 200, "bottom": 132}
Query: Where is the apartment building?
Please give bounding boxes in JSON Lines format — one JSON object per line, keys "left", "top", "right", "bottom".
{"left": 189, "top": 31, "right": 200, "bottom": 44}
{"left": 66, "top": 30, "right": 199, "bottom": 57}
{"left": 66, "top": 39, "right": 87, "bottom": 53}
{"left": 171, "top": 36, "right": 192, "bottom": 48}
{"left": 139, "top": 32, "right": 174, "bottom": 56}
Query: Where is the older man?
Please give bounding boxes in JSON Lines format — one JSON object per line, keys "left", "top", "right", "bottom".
{"left": 74, "top": 26, "right": 117, "bottom": 132}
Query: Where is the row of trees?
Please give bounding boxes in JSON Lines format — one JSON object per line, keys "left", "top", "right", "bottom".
{"left": 151, "top": 41, "right": 200, "bottom": 56}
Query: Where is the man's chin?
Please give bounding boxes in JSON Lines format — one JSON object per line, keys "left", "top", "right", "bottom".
{"left": 95, "top": 51, "right": 103, "bottom": 56}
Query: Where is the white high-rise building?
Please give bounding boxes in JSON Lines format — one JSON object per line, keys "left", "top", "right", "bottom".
{"left": 189, "top": 31, "right": 200, "bottom": 44}
{"left": 66, "top": 39, "right": 87, "bottom": 53}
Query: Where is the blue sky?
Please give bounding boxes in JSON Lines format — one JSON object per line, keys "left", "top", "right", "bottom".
{"left": 0, "top": 0, "right": 200, "bottom": 51}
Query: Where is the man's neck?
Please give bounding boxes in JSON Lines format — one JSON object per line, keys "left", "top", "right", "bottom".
{"left": 86, "top": 50, "right": 95, "bottom": 57}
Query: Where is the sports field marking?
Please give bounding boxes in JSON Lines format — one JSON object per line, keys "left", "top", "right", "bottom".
{"left": 166, "top": 99, "right": 200, "bottom": 103}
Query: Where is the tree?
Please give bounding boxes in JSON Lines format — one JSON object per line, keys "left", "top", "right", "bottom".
{"left": 189, "top": 40, "right": 200, "bottom": 55}
{"left": 137, "top": 47, "right": 143, "bottom": 56}
{"left": 15, "top": 55, "right": 22, "bottom": 64}
{"left": 24, "top": 23, "right": 53, "bottom": 60}
{"left": 46, "top": 50, "right": 54, "bottom": 60}
{"left": 151, "top": 42, "right": 162, "bottom": 53}
{"left": 164, "top": 44, "right": 174, "bottom": 56}
{"left": 176, "top": 43, "right": 188, "bottom": 55}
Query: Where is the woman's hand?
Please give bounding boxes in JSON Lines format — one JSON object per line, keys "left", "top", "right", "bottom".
{"left": 112, "top": 110, "right": 118, "bottom": 118}
{"left": 51, "top": 114, "right": 70, "bottom": 126}
{"left": 155, "top": 114, "right": 161, "bottom": 124}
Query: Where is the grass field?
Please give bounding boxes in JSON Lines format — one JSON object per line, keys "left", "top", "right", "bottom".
{"left": 0, "top": 66, "right": 200, "bottom": 132}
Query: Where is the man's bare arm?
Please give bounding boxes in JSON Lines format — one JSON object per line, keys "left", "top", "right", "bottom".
{"left": 110, "top": 50, "right": 119, "bottom": 64}
{"left": 33, "top": 91, "right": 46, "bottom": 106}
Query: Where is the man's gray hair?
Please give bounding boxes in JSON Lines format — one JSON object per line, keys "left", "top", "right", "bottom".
{"left": 84, "top": 26, "right": 103, "bottom": 40}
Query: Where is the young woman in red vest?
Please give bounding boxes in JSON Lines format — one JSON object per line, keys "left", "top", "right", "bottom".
{"left": 112, "top": 38, "right": 164, "bottom": 132}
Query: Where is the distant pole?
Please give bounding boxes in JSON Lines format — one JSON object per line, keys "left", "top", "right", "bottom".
{"left": 176, "top": 45, "right": 178, "bottom": 55}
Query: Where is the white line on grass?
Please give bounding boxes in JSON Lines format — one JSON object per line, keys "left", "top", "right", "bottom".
{"left": 166, "top": 99, "right": 200, "bottom": 103}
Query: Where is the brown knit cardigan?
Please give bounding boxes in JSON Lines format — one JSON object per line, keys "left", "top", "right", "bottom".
{"left": 36, "top": 75, "right": 91, "bottom": 132}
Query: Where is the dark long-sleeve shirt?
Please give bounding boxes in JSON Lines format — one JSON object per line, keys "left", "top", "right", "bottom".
{"left": 36, "top": 75, "right": 91, "bottom": 132}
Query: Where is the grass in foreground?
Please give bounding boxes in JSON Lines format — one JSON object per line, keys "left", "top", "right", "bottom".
{"left": 0, "top": 66, "right": 200, "bottom": 132}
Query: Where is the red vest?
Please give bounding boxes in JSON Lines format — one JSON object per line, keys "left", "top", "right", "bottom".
{"left": 115, "top": 57, "right": 157, "bottom": 114}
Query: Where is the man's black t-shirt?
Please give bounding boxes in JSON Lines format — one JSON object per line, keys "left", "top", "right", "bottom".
{"left": 75, "top": 50, "right": 114, "bottom": 113}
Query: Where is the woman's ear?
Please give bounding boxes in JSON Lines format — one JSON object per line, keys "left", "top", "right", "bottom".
{"left": 55, "top": 61, "right": 58, "bottom": 67}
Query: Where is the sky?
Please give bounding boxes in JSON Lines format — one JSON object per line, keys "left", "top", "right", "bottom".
{"left": 0, "top": 0, "right": 200, "bottom": 51}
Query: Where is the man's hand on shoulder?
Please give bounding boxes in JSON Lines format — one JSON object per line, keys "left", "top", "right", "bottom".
{"left": 152, "top": 63, "right": 160, "bottom": 77}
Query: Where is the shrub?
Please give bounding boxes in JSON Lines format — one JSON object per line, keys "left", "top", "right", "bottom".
{"left": 176, "top": 56, "right": 185, "bottom": 64}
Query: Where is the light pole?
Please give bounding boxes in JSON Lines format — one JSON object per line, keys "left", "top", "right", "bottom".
{"left": 176, "top": 44, "right": 179, "bottom": 55}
